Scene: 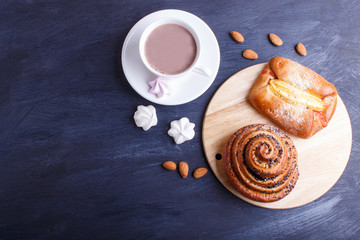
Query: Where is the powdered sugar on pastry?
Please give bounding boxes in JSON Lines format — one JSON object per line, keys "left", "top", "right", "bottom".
{"left": 285, "top": 64, "right": 320, "bottom": 92}
{"left": 273, "top": 102, "right": 306, "bottom": 124}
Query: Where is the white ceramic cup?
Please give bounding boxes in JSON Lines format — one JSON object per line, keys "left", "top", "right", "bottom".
{"left": 139, "top": 18, "right": 212, "bottom": 78}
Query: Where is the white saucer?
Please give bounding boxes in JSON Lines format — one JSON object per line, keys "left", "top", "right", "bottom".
{"left": 121, "top": 9, "right": 220, "bottom": 106}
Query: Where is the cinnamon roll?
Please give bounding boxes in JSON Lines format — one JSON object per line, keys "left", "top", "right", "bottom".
{"left": 223, "top": 124, "right": 299, "bottom": 202}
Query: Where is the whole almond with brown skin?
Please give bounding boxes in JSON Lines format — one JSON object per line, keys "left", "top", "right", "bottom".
{"left": 296, "top": 43, "right": 307, "bottom": 56}
{"left": 242, "top": 49, "right": 258, "bottom": 60}
{"left": 230, "top": 31, "right": 244, "bottom": 43}
{"left": 162, "top": 161, "right": 177, "bottom": 171}
{"left": 178, "top": 161, "right": 189, "bottom": 178}
{"left": 269, "top": 33, "right": 283, "bottom": 46}
{"left": 193, "top": 168, "right": 208, "bottom": 178}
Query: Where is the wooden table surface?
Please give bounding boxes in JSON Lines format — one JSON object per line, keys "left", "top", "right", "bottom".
{"left": 1, "top": 1, "right": 359, "bottom": 239}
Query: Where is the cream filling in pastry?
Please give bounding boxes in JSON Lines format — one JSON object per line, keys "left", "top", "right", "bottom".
{"left": 269, "top": 80, "right": 324, "bottom": 111}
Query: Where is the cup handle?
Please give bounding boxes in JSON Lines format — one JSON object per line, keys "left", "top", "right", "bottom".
{"left": 192, "top": 66, "right": 212, "bottom": 77}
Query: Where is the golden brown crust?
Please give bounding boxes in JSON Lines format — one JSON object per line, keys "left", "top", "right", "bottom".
{"left": 223, "top": 124, "right": 299, "bottom": 202}
{"left": 249, "top": 57, "right": 337, "bottom": 138}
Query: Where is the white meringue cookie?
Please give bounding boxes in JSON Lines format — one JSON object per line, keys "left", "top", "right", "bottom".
{"left": 168, "top": 117, "right": 195, "bottom": 144}
{"left": 133, "top": 105, "right": 158, "bottom": 131}
{"left": 148, "top": 77, "right": 171, "bottom": 98}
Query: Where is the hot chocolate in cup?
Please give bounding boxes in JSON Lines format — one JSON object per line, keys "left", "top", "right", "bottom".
{"left": 139, "top": 18, "right": 211, "bottom": 78}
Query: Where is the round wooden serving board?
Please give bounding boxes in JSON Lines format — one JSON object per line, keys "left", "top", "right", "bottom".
{"left": 203, "top": 63, "right": 352, "bottom": 209}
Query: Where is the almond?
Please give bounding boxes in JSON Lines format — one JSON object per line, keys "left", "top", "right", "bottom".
{"left": 296, "top": 43, "right": 307, "bottom": 56}
{"left": 230, "top": 31, "right": 244, "bottom": 43}
{"left": 193, "top": 168, "right": 208, "bottom": 178}
{"left": 268, "top": 33, "right": 283, "bottom": 46}
{"left": 242, "top": 49, "right": 258, "bottom": 60}
{"left": 162, "top": 161, "right": 177, "bottom": 171}
{"left": 178, "top": 161, "right": 189, "bottom": 178}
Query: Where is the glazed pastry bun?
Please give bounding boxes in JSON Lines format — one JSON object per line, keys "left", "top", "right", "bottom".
{"left": 249, "top": 56, "right": 337, "bottom": 138}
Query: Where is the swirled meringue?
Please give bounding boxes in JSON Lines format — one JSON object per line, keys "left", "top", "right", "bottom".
{"left": 148, "top": 77, "right": 171, "bottom": 98}
{"left": 168, "top": 117, "right": 195, "bottom": 144}
{"left": 133, "top": 105, "right": 158, "bottom": 131}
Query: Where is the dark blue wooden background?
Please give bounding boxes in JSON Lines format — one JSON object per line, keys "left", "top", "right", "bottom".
{"left": 1, "top": 0, "right": 360, "bottom": 239}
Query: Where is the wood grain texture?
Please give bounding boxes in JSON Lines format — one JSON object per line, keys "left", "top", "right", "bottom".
{"left": 203, "top": 63, "right": 352, "bottom": 209}
{"left": 0, "top": 0, "right": 360, "bottom": 239}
